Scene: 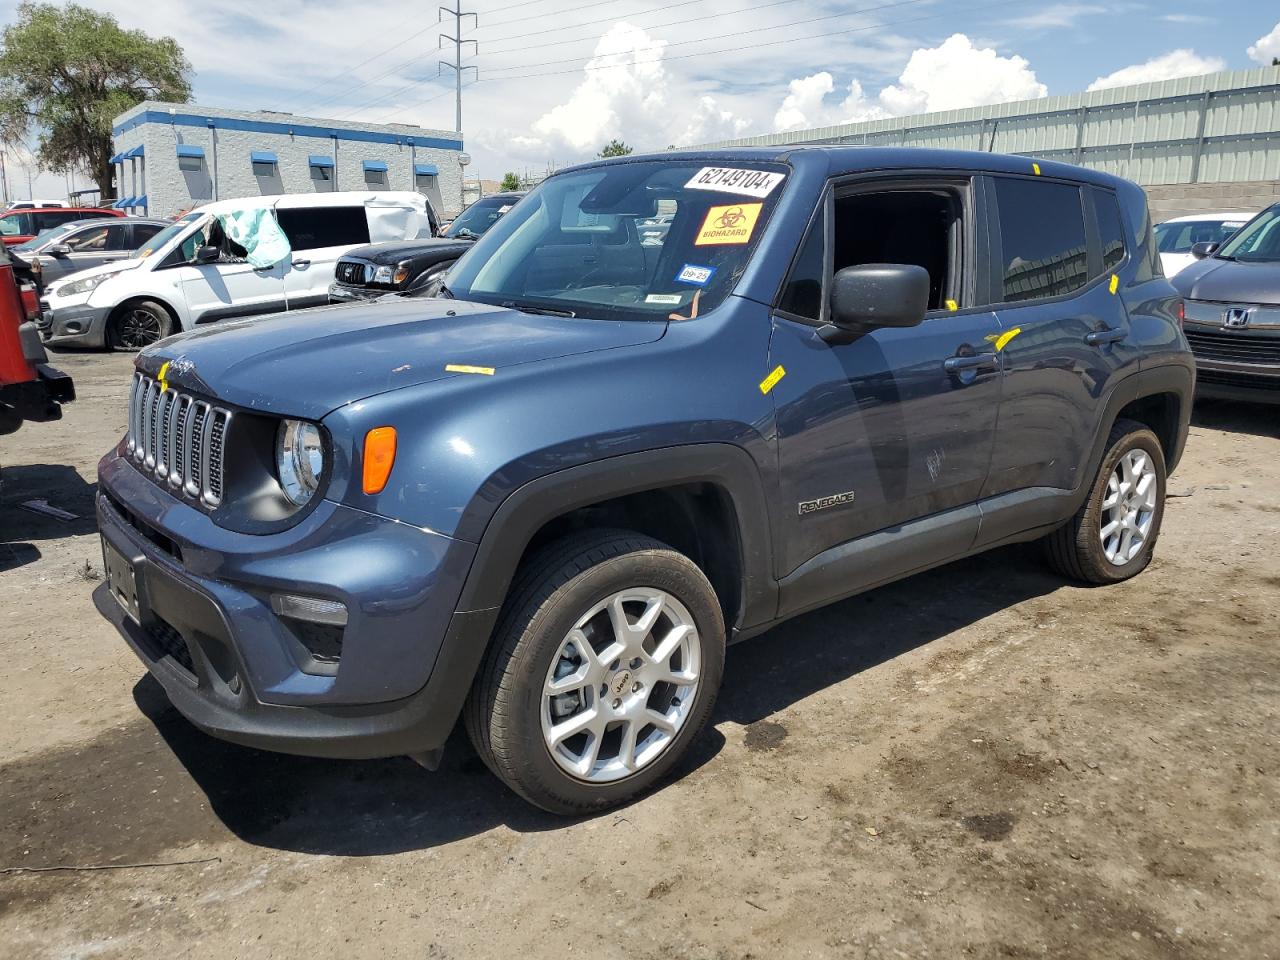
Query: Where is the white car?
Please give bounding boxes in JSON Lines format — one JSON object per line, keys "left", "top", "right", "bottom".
{"left": 1154, "top": 211, "right": 1253, "bottom": 277}
{"left": 41, "top": 191, "right": 437, "bottom": 349}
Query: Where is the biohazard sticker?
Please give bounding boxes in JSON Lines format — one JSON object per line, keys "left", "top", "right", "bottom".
{"left": 675, "top": 264, "right": 716, "bottom": 286}
{"left": 645, "top": 293, "right": 684, "bottom": 305}
{"left": 695, "top": 203, "right": 762, "bottom": 246}
{"left": 686, "top": 167, "right": 786, "bottom": 198}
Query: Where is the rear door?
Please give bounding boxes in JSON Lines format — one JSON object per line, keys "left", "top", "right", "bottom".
{"left": 278, "top": 204, "right": 372, "bottom": 309}
{"left": 769, "top": 175, "right": 1004, "bottom": 586}
{"left": 979, "top": 175, "right": 1139, "bottom": 508}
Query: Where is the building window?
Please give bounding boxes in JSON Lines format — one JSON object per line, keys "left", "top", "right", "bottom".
{"left": 309, "top": 154, "right": 335, "bottom": 184}
{"left": 251, "top": 150, "right": 279, "bottom": 178}
{"left": 363, "top": 159, "right": 388, "bottom": 187}
{"left": 414, "top": 162, "right": 439, "bottom": 193}
{"left": 176, "top": 143, "right": 205, "bottom": 173}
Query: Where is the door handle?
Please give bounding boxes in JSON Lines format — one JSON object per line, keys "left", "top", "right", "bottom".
{"left": 943, "top": 352, "right": 998, "bottom": 372}
{"left": 291, "top": 259, "right": 311, "bottom": 268}
{"left": 1085, "top": 327, "right": 1127, "bottom": 346}
{"left": 253, "top": 265, "right": 274, "bottom": 273}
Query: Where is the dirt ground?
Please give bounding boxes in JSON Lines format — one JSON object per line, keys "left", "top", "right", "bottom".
{"left": 1, "top": 349, "right": 1277, "bottom": 960}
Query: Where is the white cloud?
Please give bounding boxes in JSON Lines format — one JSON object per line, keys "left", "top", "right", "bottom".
{"left": 1248, "top": 21, "right": 1280, "bottom": 65}
{"left": 1086, "top": 49, "right": 1226, "bottom": 90}
{"left": 1008, "top": 4, "right": 1107, "bottom": 30}
{"left": 878, "top": 34, "right": 1048, "bottom": 114}
{"left": 773, "top": 74, "right": 887, "bottom": 132}
{"left": 505, "top": 23, "right": 748, "bottom": 161}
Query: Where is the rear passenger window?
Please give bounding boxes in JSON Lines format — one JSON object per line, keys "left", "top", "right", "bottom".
{"left": 778, "top": 203, "right": 826, "bottom": 321}
{"left": 993, "top": 177, "right": 1088, "bottom": 302}
{"left": 1089, "top": 188, "right": 1126, "bottom": 273}
{"left": 275, "top": 206, "right": 370, "bottom": 251}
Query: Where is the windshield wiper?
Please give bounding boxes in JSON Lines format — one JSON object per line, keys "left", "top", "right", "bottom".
{"left": 501, "top": 299, "right": 576, "bottom": 318}
{"left": 436, "top": 282, "right": 456, "bottom": 299}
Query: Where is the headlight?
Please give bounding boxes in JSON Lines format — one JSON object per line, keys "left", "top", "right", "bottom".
{"left": 58, "top": 273, "right": 110, "bottom": 297}
{"left": 372, "top": 263, "right": 412, "bottom": 286}
{"left": 276, "top": 419, "right": 325, "bottom": 507}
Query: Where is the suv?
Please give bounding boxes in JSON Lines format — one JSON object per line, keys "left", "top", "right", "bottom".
{"left": 94, "top": 149, "right": 1192, "bottom": 814}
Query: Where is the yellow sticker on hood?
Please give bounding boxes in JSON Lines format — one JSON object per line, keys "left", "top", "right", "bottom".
{"left": 445, "top": 364, "right": 495, "bottom": 376}
{"left": 695, "top": 203, "right": 763, "bottom": 246}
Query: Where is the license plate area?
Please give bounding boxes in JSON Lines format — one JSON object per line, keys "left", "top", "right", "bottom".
{"left": 102, "top": 538, "right": 141, "bottom": 624}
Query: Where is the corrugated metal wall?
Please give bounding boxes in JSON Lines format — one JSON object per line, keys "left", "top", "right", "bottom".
{"left": 695, "top": 66, "right": 1280, "bottom": 187}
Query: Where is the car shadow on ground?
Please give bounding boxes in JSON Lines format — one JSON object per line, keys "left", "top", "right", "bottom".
{"left": 134, "top": 543, "right": 1063, "bottom": 856}
{"left": 1191, "top": 397, "right": 1278, "bottom": 438}
{"left": 0, "top": 463, "right": 98, "bottom": 572}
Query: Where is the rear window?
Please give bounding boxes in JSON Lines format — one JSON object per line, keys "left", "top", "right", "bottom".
{"left": 1089, "top": 188, "right": 1127, "bottom": 273}
{"left": 993, "top": 177, "right": 1088, "bottom": 303}
{"left": 275, "top": 206, "right": 370, "bottom": 250}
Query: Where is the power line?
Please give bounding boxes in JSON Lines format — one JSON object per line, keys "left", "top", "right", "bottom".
{"left": 286, "top": 18, "right": 442, "bottom": 111}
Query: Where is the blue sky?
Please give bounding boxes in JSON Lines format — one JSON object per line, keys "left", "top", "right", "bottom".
{"left": 2, "top": 0, "right": 1278, "bottom": 197}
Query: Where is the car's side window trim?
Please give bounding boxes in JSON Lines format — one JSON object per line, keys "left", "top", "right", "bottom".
{"left": 772, "top": 185, "right": 831, "bottom": 327}
{"left": 1083, "top": 185, "right": 1132, "bottom": 279}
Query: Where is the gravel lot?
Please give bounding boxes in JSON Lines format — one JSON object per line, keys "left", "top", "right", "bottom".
{"left": 1, "top": 349, "right": 1277, "bottom": 960}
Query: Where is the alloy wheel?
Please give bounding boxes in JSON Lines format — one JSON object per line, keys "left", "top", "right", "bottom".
{"left": 116, "top": 308, "right": 163, "bottom": 349}
{"left": 1099, "top": 448, "right": 1159, "bottom": 565}
{"left": 540, "top": 588, "right": 701, "bottom": 783}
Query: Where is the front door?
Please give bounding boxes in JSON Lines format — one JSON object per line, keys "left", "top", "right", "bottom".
{"left": 174, "top": 215, "right": 288, "bottom": 325}
{"left": 769, "top": 178, "right": 1003, "bottom": 588}
{"left": 43, "top": 222, "right": 132, "bottom": 285}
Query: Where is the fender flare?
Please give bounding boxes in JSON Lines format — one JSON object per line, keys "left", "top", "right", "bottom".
{"left": 453, "top": 442, "right": 778, "bottom": 633}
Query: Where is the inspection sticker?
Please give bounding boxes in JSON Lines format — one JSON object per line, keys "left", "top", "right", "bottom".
{"left": 645, "top": 293, "right": 684, "bottom": 305}
{"left": 675, "top": 263, "right": 716, "bottom": 286}
{"left": 696, "top": 203, "right": 763, "bottom": 246}
{"left": 686, "top": 167, "right": 786, "bottom": 198}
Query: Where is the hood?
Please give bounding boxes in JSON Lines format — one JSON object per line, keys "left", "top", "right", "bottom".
{"left": 343, "top": 238, "right": 473, "bottom": 265}
{"left": 139, "top": 297, "right": 668, "bottom": 419}
{"left": 1172, "top": 257, "right": 1280, "bottom": 306}
{"left": 50, "top": 256, "right": 143, "bottom": 288}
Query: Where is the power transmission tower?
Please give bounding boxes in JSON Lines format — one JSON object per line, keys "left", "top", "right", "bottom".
{"left": 439, "top": 0, "right": 477, "bottom": 135}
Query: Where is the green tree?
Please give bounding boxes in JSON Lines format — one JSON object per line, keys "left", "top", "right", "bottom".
{"left": 0, "top": 3, "right": 191, "bottom": 198}
{"left": 598, "top": 139, "right": 633, "bottom": 158}
{"left": 500, "top": 171, "right": 521, "bottom": 191}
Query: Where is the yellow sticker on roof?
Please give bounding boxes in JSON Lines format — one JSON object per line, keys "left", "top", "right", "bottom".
{"left": 695, "top": 203, "right": 763, "bottom": 246}
{"left": 1032, "top": 162, "right": 1042, "bottom": 176}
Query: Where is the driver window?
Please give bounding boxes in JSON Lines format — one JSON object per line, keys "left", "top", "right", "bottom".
{"left": 180, "top": 218, "right": 248, "bottom": 263}
{"left": 65, "top": 226, "right": 110, "bottom": 252}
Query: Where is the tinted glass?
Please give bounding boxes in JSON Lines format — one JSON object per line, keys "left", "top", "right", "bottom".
{"left": 1089, "top": 188, "right": 1126, "bottom": 272}
{"left": 65, "top": 225, "right": 111, "bottom": 251}
{"left": 994, "top": 177, "right": 1088, "bottom": 302}
{"left": 0, "top": 212, "right": 32, "bottom": 236}
{"left": 104, "top": 223, "right": 131, "bottom": 251}
{"left": 132, "top": 223, "right": 164, "bottom": 246}
{"left": 275, "top": 206, "right": 370, "bottom": 250}
{"left": 446, "top": 161, "right": 788, "bottom": 321}
{"left": 778, "top": 204, "right": 825, "bottom": 321}
{"left": 36, "top": 210, "right": 86, "bottom": 231}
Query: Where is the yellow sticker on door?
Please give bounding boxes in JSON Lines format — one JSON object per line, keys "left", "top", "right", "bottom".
{"left": 696, "top": 203, "right": 763, "bottom": 246}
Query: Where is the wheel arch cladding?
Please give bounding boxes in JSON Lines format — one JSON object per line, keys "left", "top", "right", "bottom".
{"left": 1114, "top": 391, "right": 1182, "bottom": 469}
{"left": 454, "top": 444, "right": 778, "bottom": 635}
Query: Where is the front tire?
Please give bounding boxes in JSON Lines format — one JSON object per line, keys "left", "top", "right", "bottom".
{"left": 1043, "top": 418, "right": 1166, "bottom": 584}
{"left": 107, "top": 299, "right": 173, "bottom": 351}
{"left": 464, "top": 530, "right": 726, "bottom": 814}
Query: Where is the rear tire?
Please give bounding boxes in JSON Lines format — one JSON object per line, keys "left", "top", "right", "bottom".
{"left": 1043, "top": 418, "right": 1166, "bottom": 584}
{"left": 464, "top": 529, "right": 725, "bottom": 815}
{"left": 107, "top": 299, "right": 173, "bottom": 351}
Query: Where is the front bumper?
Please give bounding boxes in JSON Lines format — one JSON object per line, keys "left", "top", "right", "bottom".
{"left": 327, "top": 282, "right": 400, "bottom": 304}
{"left": 96, "top": 451, "right": 496, "bottom": 759}
{"left": 40, "top": 298, "right": 111, "bottom": 348}
{"left": 1183, "top": 305, "right": 1280, "bottom": 404}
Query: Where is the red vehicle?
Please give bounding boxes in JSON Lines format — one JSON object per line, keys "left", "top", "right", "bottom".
{"left": 0, "top": 206, "right": 124, "bottom": 246}
{"left": 0, "top": 239, "right": 73, "bottom": 440}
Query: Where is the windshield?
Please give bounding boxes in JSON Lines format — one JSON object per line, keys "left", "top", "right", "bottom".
{"left": 1155, "top": 218, "right": 1247, "bottom": 254}
{"left": 445, "top": 196, "right": 518, "bottom": 239}
{"left": 133, "top": 213, "right": 200, "bottom": 259}
{"left": 14, "top": 223, "right": 78, "bottom": 252}
{"left": 1215, "top": 206, "right": 1280, "bottom": 262}
{"left": 445, "top": 160, "right": 789, "bottom": 321}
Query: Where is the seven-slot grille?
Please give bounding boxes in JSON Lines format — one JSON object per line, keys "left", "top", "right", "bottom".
{"left": 334, "top": 260, "right": 369, "bottom": 285}
{"left": 127, "top": 372, "right": 232, "bottom": 508}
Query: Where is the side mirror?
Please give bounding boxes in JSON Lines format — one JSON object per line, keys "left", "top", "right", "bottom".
{"left": 47, "top": 243, "right": 71, "bottom": 257}
{"left": 194, "top": 244, "right": 220, "bottom": 264}
{"left": 1190, "top": 241, "right": 1218, "bottom": 260}
{"left": 821, "top": 263, "right": 931, "bottom": 343}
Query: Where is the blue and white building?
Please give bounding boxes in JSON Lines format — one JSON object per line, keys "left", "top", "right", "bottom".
{"left": 109, "top": 102, "right": 466, "bottom": 219}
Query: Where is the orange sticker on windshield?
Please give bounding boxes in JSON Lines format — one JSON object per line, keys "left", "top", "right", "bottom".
{"left": 695, "top": 203, "right": 762, "bottom": 246}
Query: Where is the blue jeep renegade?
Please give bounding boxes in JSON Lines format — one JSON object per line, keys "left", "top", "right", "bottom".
{"left": 95, "top": 148, "right": 1194, "bottom": 813}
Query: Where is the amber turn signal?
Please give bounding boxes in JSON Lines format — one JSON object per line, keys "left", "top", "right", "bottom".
{"left": 362, "top": 427, "right": 397, "bottom": 495}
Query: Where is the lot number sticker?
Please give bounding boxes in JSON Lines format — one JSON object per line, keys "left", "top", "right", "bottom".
{"left": 695, "top": 203, "right": 763, "bottom": 246}
{"left": 686, "top": 167, "right": 786, "bottom": 198}
{"left": 645, "top": 293, "right": 684, "bottom": 305}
